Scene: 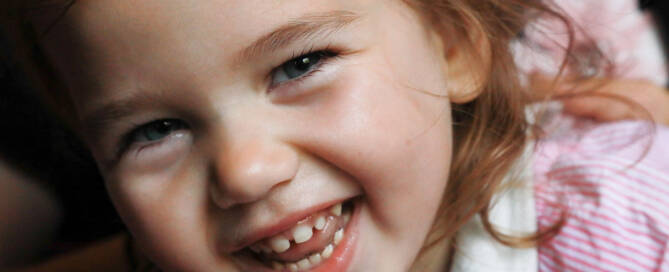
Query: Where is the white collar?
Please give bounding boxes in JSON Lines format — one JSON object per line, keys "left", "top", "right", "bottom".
{"left": 451, "top": 143, "right": 538, "bottom": 272}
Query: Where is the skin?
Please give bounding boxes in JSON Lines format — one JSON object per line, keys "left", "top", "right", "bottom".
{"left": 39, "top": 0, "right": 487, "bottom": 271}
{"left": 530, "top": 74, "right": 669, "bottom": 126}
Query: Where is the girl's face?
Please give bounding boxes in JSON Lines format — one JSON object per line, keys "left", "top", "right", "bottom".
{"left": 41, "top": 0, "right": 475, "bottom": 270}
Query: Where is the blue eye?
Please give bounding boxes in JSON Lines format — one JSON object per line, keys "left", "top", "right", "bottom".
{"left": 271, "top": 51, "right": 335, "bottom": 86}
{"left": 129, "top": 119, "right": 188, "bottom": 143}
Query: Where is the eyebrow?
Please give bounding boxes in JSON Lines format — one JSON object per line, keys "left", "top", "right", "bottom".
{"left": 81, "top": 10, "right": 360, "bottom": 139}
{"left": 81, "top": 90, "right": 170, "bottom": 139}
{"left": 236, "top": 10, "right": 360, "bottom": 64}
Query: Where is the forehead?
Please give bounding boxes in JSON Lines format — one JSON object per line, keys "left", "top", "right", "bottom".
{"left": 39, "top": 0, "right": 391, "bottom": 114}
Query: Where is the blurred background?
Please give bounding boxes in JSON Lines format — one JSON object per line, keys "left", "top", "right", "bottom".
{"left": 0, "top": 22, "right": 124, "bottom": 269}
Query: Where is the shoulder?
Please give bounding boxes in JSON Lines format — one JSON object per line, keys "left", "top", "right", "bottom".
{"left": 532, "top": 114, "right": 669, "bottom": 271}
{"left": 532, "top": 114, "right": 669, "bottom": 215}
{"left": 533, "top": 113, "right": 669, "bottom": 181}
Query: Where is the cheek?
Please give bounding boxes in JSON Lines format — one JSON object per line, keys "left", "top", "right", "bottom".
{"left": 104, "top": 160, "right": 226, "bottom": 270}
{"left": 295, "top": 60, "right": 452, "bottom": 230}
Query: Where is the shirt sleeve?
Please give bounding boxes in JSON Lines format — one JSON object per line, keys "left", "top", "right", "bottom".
{"left": 533, "top": 115, "right": 669, "bottom": 272}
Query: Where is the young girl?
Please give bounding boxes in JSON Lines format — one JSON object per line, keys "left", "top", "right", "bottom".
{"left": 2, "top": 0, "right": 669, "bottom": 271}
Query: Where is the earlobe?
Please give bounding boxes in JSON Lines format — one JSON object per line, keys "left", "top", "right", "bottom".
{"left": 436, "top": 21, "right": 491, "bottom": 104}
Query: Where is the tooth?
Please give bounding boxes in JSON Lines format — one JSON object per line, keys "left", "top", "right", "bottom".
{"left": 292, "top": 224, "right": 313, "bottom": 244}
{"left": 314, "top": 216, "right": 326, "bottom": 231}
{"left": 308, "top": 253, "right": 322, "bottom": 265}
{"left": 297, "top": 258, "right": 311, "bottom": 270}
{"left": 334, "top": 228, "right": 344, "bottom": 245}
{"left": 287, "top": 263, "right": 299, "bottom": 272}
{"left": 269, "top": 236, "right": 290, "bottom": 253}
{"left": 343, "top": 212, "right": 351, "bottom": 224}
{"left": 272, "top": 261, "right": 284, "bottom": 270}
{"left": 321, "top": 244, "right": 334, "bottom": 258}
{"left": 330, "top": 203, "right": 342, "bottom": 216}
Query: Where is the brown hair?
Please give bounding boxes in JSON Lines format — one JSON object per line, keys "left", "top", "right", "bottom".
{"left": 2, "top": 0, "right": 578, "bottom": 270}
{"left": 1, "top": 0, "right": 79, "bottom": 128}
{"left": 403, "top": 0, "right": 575, "bottom": 268}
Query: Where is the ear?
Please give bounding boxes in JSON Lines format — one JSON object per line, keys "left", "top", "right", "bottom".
{"left": 433, "top": 20, "right": 491, "bottom": 104}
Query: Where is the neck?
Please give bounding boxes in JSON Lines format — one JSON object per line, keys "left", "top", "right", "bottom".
{"left": 410, "top": 237, "right": 452, "bottom": 272}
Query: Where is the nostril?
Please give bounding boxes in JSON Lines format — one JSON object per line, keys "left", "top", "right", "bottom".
{"left": 208, "top": 139, "right": 299, "bottom": 209}
{"left": 209, "top": 181, "right": 246, "bottom": 209}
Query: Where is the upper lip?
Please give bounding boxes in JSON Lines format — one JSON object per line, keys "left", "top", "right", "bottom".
{"left": 225, "top": 196, "right": 354, "bottom": 253}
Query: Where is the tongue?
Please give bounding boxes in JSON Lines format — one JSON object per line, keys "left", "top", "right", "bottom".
{"left": 265, "top": 214, "right": 345, "bottom": 262}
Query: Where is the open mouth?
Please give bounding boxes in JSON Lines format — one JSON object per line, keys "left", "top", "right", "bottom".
{"left": 236, "top": 199, "right": 357, "bottom": 271}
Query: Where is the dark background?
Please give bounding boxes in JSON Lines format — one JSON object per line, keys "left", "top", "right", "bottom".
{"left": 643, "top": 1, "right": 669, "bottom": 64}
{"left": 0, "top": 0, "right": 666, "bottom": 258}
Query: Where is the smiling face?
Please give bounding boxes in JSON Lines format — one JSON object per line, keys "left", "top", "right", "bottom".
{"left": 38, "top": 0, "right": 474, "bottom": 270}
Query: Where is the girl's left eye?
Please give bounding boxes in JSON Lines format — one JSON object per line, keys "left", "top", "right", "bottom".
{"left": 271, "top": 51, "right": 336, "bottom": 86}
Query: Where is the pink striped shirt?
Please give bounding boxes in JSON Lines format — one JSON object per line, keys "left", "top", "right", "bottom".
{"left": 533, "top": 114, "right": 669, "bottom": 271}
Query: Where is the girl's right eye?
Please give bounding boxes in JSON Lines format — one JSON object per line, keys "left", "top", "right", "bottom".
{"left": 126, "top": 119, "right": 189, "bottom": 145}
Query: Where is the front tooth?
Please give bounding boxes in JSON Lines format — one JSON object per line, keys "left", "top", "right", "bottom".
{"left": 314, "top": 216, "right": 326, "bottom": 231}
{"left": 269, "top": 236, "right": 290, "bottom": 253}
{"left": 308, "top": 253, "right": 322, "bottom": 265}
{"left": 321, "top": 244, "right": 334, "bottom": 258}
{"left": 330, "top": 203, "right": 342, "bottom": 216}
{"left": 287, "top": 263, "right": 298, "bottom": 272}
{"left": 334, "top": 228, "right": 344, "bottom": 245}
{"left": 343, "top": 212, "right": 351, "bottom": 224}
{"left": 272, "top": 261, "right": 284, "bottom": 270}
{"left": 292, "top": 224, "right": 313, "bottom": 244}
{"left": 297, "top": 258, "right": 311, "bottom": 270}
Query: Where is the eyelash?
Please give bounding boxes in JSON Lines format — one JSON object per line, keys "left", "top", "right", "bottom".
{"left": 268, "top": 48, "right": 340, "bottom": 89}
{"left": 117, "top": 119, "right": 189, "bottom": 157}
{"left": 115, "top": 48, "right": 340, "bottom": 158}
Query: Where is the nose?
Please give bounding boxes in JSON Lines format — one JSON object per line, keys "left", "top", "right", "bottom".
{"left": 209, "top": 136, "right": 299, "bottom": 209}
